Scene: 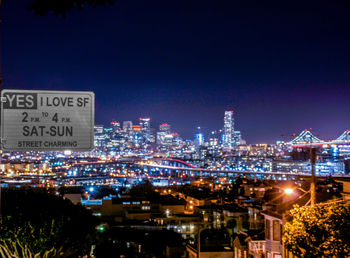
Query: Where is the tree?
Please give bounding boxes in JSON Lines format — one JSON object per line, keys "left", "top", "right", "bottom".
{"left": 200, "top": 228, "right": 231, "bottom": 246}
{"left": 129, "top": 180, "right": 157, "bottom": 198}
{"left": 28, "top": 0, "right": 115, "bottom": 16}
{"left": 226, "top": 219, "right": 237, "bottom": 230}
{"left": 283, "top": 202, "right": 350, "bottom": 258}
{"left": 0, "top": 188, "right": 98, "bottom": 257}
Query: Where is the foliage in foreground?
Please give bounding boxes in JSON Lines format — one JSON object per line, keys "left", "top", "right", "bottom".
{"left": 0, "top": 188, "right": 98, "bottom": 257}
{"left": 283, "top": 202, "right": 350, "bottom": 258}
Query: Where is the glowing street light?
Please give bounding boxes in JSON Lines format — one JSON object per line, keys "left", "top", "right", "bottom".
{"left": 284, "top": 188, "right": 294, "bottom": 195}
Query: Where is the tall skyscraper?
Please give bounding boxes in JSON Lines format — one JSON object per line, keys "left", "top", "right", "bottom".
{"left": 194, "top": 133, "right": 204, "bottom": 146}
{"left": 94, "top": 125, "right": 107, "bottom": 148}
{"left": 223, "top": 110, "right": 234, "bottom": 147}
{"left": 139, "top": 117, "right": 151, "bottom": 143}
{"left": 122, "top": 121, "right": 133, "bottom": 132}
{"left": 159, "top": 123, "right": 171, "bottom": 133}
{"left": 234, "top": 130, "right": 242, "bottom": 145}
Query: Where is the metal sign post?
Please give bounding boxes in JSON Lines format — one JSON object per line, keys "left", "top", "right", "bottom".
{"left": 1, "top": 89, "right": 94, "bottom": 152}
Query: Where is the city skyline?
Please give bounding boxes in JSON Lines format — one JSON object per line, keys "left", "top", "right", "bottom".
{"left": 97, "top": 111, "right": 349, "bottom": 144}
{"left": 0, "top": 1, "right": 349, "bottom": 257}
{"left": 2, "top": 0, "right": 350, "bottom": 143}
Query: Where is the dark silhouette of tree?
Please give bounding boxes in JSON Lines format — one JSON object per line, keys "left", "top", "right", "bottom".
{"left": 129, "top": 180, "right": 157, "bottom": 198}
{"left": 226, "top": 219, "right": 237, "bottom": 230}
{"left": 143, "top": 229, "right": 184, "bottom": 257}
{"left": 0, "top": 188, "right": 98, "bottom": 257}
{"left": 28, "top": 0, "right": 115, "bottom": 16}
{"left": 58, "top": 186, "right": 84, "bottom": 196}
{"left": 200, "top": 228, "right": 230, "bottom": 246}
{"left": 226, "top": 219, "right": 237, "bottom": 236}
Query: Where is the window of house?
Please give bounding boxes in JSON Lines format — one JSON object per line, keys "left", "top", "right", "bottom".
{"left": 265, "top": 219, "right": 271, "bottom": 240}
{"left": 273, "top": 220, "right": 281, "bottom": 241}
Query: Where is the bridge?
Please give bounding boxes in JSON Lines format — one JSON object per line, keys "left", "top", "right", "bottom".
{"left": 70, "top": 159, "right": 350, "bottom": 181}
{"left": 290, "top": 129, "right": 350, "bottom": 147}
{"left": 67, "top": 131, "right": 350, "bottom": 181}
{"left": 148, "top": 158, "right": 199, "bottom": 168}
{"left": 137, "top": 162, "right": 350, "bottom": 180}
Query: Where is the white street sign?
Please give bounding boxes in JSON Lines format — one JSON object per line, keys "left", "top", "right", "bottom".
{"left": 1, "top": 90, "right": 94, "bottom": 151}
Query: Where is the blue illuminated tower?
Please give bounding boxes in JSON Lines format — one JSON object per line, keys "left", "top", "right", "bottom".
{"left": 139, "top": 117, "right": 151, "bottom": 143}
{"left": 223, "top": 110, "right": 234, "bottom": 147}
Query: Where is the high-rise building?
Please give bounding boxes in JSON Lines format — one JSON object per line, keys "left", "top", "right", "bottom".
{"left": 110, "top": 121, "right": 121, "bottom": 132}
{"left": 94, "top": 125, "right": 108, "bottom": 148}
{"left": 234, "top": 130, "right": 242, "bottom": 145}
{"left": 122, "top": 121, "right": 133, "bottom": 132}
{"left": 132, "top": 125, "right": 141, "bottom": 132}
{"left": 156, "top": 131, "right": 167, "bottom": 145}
{"left": 209, "top": 137, "right": 218, "bottom": 147}
{"left": 194, "top": 133, "right": 204, "bottom": 146}
{"left": 139, "top": 117, "right": 151, "bottom": 143}
{"left": 159, "top": 123, "right": 171, "bottom": 133}
{"left": 94, "top": 125, "right": 104, "bottom": 134}
{"left": 223, "top": 111, "right": 234, "bottom": 147}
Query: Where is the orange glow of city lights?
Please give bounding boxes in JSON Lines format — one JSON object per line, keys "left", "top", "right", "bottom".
{"left": 284, "top": 188, "right": 294, "bottom": 195}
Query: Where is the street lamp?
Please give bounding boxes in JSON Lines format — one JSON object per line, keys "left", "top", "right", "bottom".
{"left": 282, "top": 186, "right": 310, "bottom": 205}
{"left": 265, "top": 186, "right": 310, "bottom": 209}
{"left": 284, "top": 188, "right": 294, "bottom": 195}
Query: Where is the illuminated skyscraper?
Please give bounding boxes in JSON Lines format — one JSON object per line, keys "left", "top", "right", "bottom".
{"left": 139, "top": 117, "right": 151, "bottom": 143}
{"left": 122, "top": 121, "right": 133, "bottom": 132}
{"left": 223, "top": 111, "right": 234, "bottom": 147}
{"left": 159, "top": 123, "right": 171, "bottom": 133}
{"left": 234, "top": 130, "right": 242, "bottom": 145}
{"left": 94, "top": 125, "right": 104, "bottom": 134}
{"left": 110, "top": 121, "right": 120, "bottom": 132}
{"left": 94, "top": 125, "right": 107, "bottom": 148}
{"left": 194, "top": 133, "right": 204, "bottom": 146}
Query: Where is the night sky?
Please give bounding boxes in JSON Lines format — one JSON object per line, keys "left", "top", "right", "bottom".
{"left": 1, "top": 0, "right": 350, "bottom": 143}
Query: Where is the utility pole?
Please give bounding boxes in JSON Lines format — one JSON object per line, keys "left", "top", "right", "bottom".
{"left": 197, "top": 223, "right": 200, "bottom": 258}
{"left": 310, "top": 148, "right": 316, "bottom": 206}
